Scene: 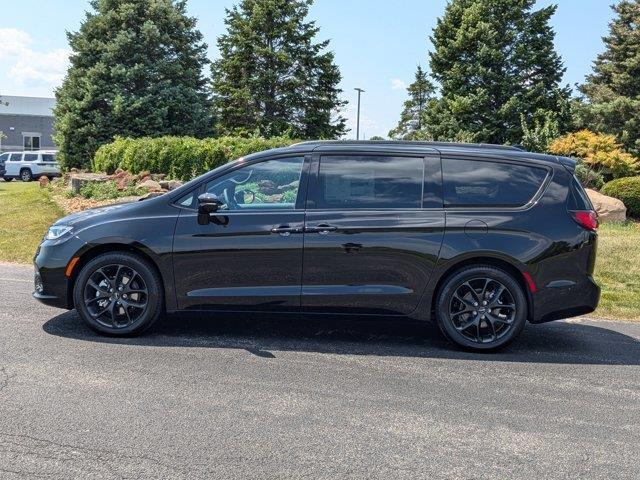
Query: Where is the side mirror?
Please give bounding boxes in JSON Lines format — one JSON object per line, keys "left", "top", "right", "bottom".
{"left": 197, "top": 193, "right": 224, "bottom": 225}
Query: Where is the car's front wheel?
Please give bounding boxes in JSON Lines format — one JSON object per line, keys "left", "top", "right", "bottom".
{"left": 73, "top": 252, "right": 164, "bottom": 336}
{"left": 436, "top": 265, "right": 527, "bottom": 351}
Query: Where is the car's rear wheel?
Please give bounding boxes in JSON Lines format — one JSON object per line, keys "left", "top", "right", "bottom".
{"left": 20, "top": 169, "right": 33, "bottom": 182}
{"left": 73, "top": 252, "right": 163, "bottom": 336}
{"left": 436, "top": 266, "right": 527, "bottom": 351}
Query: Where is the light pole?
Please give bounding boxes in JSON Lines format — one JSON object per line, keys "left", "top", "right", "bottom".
{"left": 354, "top": 88, "right": 365, "bottom": 140}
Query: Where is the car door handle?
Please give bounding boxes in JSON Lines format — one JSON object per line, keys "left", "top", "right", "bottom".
{"left": 271, "top": 225, "right": 302, "bottom": 237}
{"left": 306, "top": 224, "right": 338, "bottom": 235}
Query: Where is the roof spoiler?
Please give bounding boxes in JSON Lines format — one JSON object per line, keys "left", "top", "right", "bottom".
{"left": 558, "top": 156, "right": 577, "bottom": 172}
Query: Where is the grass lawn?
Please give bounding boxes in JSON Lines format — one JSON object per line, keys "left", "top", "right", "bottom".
{"left": 593, "top": 221, "right": 640, "bottom": 321}
{"left": 0, "top": 182, "right": 64, "bottom": 264}
{"left": 0, "top": 180, "right": 638, "bottom": 321}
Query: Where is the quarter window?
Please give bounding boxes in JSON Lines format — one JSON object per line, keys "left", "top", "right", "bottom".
{"left": 205, "top": 157, "right": 304, "bottom": 211}
{"left": 315, "top": 155, "right": 424, "bottom": 209}
{"left": 443, "top": 159, "right": 547, "bottom": 207}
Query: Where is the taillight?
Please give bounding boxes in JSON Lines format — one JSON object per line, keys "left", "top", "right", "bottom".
{"left": 571, "top": 210, "right": 598, "bottom": 231}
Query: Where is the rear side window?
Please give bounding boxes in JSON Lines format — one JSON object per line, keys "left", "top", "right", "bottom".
{"left": 315, "top": 155, "right": 424, "bottom": 209}
{"left": 24, "top": 154, "right": 38, "bottom": 162}
{"left": 42, "top": 154, "right": 56, "bottom": 163}
{"left": 567, "top": 177, "right": 594, "bottom": 210}
{"left": 443, "top": 159, "right": 547, "bottom": 207}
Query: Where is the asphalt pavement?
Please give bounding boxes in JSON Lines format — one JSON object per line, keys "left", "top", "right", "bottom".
{"left": 0, "top": 262, "right": 639, "bottom": 479}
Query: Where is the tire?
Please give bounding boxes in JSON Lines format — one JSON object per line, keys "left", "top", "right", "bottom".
{"left": 436, "top": 265, "right": 527, "bottom": 352}
{"left": 3, "top": 176, "right": 13, "bottom": 182}
{"left": 73, "top": 252, "right": 164, "bottom": 336}
{"left": 20, "top": 169, "right": 33, "bottom": 182}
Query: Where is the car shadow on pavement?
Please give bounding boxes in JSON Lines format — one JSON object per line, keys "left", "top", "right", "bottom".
{"left": 42, "top": 310, "right": 640, "bottom": 366}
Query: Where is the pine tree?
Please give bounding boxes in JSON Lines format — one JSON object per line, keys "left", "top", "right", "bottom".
{"left": 580, "top": 0, "right": 640, "bottom": 156}
{"left": 388, "top": 66, "right": 435, "bottom": 140}
{"left": 54, "top": 0, "right": 211, "bottom": 170}
{"left": 211, "top": 0, "right": 346, "bottom": 139}
{"left": 422, "top": 0, "right": 571, "bottom": 145}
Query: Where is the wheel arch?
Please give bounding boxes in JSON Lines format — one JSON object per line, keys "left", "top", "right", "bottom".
{"left": 427, "top": 255, "right": 534, "bottom": 323}
{"left": 67, "top": 242, "right": 169, "bottom": 310}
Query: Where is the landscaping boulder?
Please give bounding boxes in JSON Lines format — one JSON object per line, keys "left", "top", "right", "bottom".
{"left": 139, "top": 179, "right": 163, "bottom": 192}
{"left": 586, "top": 189, "right": 627, "bottom": 223}
{"left": 69, "top": 173, "right": 110, "bottom": 195}
{"left": 38, "top": 176, "right": 50, "bottom": 188}
{"left": 160, "top": 179, "right": 183, "bottom": 191}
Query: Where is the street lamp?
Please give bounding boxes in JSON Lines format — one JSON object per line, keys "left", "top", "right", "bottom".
{"left": 354, "top": 88, "right": 365, "bottom": 140}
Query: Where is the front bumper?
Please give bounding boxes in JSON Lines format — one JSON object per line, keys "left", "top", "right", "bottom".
{"left": 33, "top": 238, "right": 83, "bottom": 310}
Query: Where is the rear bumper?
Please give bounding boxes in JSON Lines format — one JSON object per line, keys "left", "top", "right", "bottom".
{"left": 530, "top": 275, "right": 600, "bottom": 324}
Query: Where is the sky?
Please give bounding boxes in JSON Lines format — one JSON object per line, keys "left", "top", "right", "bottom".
{"left": 0, "top": 0, "right": 617, "bottom": 139}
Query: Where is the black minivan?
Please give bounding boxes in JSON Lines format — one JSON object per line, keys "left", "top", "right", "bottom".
{"left": 34, "top": 141, "right": 600, "bottom": 351}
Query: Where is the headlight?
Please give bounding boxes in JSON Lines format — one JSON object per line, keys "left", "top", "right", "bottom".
{"left": 45, "top": 225, "right": 73, "bottom": 240}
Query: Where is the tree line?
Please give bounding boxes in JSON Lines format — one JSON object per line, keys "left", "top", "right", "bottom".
{"left": 391, "top": 0, "right": 640, "bottom": 160}
{"left": 55, "top": 0, "right": 640, "bottom": 171}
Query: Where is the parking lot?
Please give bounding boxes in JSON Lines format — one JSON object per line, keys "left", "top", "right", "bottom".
{"left": 0, "top": 262, "right": 639, "bottom": 479}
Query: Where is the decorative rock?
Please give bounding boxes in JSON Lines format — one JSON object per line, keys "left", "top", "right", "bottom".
{"left": 586, "top": 189, "right": 627, "bottom": 223}
{"left": 38, "top": 176, "right": 50, "bottom": 188}
{"left": 167, "top": 180, "right": 183, "bottom": 190}
{"left": 138, "top": 179, "right": 163, "bottom": 192}
{"left": 69, "top": 173, "right": 110, "bottom": 194}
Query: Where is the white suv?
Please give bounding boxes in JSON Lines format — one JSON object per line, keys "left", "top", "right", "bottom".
{"left": 0, "top": 151, "right": 61, "bottom": 182}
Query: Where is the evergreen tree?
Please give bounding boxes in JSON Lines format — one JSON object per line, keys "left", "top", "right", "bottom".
{"left": 211, "top": 0, "right": 346, "bottom": 139}
{"left": 580, "top": 0, "right": 640, "bottom": 156}
{"left": 54, "top": 0, "right": 211, "bottom": 170}
{"left": 423, "top": 0, "right": 571, "bottom": 145}
{"left": 388, "top": 66, "right": 435, "bottom": 140}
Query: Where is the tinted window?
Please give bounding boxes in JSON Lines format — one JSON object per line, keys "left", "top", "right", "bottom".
{"left": 205, "top": 157, "right": 304, "bottom": 211}
{"left": 9, "top": 154, "right": 22, "bottom": 162}
{"left": 315, "top": 156, "right": 424, "bottom": 209}
{"left": 567, "top": 177, "right": 593, "bottom": 211}
{"left": 443, "top": 159, "right": 547, "bottom": 207}
{"left": 42, "top": 154, "right": 56, "bottom": 163}
{"left": 0, "top": 154, "right": 9, "bottom": 163}
{"left": 24, "top": 154, "right": 38, "bottom": 162}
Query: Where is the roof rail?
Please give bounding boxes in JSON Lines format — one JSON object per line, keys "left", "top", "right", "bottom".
{"left": 291, "top": 140, "right": 525, "bottom": 152}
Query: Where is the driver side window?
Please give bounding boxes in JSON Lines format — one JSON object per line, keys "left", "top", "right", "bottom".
{"left": 205, "top": 157, "right": 304, "bottom": 211}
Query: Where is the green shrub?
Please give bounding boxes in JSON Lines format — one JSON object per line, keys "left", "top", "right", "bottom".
{"left": 601, "top": 176, "right": 640, "bottom": 217}
{"left": 79, "top": 181, "right": 145, "bottom": 201}
{"left": 575, "top": 163, "right": 605, "bottom": 190}
{"left": 93, "top": 136, "right": 297, "bottom": 181}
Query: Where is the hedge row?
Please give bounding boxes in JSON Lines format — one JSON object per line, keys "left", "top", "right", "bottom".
{"left": 601, "top": 176, "right": 640, "bottom": 218}
{"left": 93, "top": 136, "right": 297, "bottom": 181}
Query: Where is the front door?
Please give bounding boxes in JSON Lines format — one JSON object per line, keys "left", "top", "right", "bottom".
{"left": 173, "top": 155, "right": 308, "bottom": 311}
{"left": 301, "top": 152, "right": 445, "bottom": 316}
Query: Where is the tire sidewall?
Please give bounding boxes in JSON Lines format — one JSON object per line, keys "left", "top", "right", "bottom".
{"left": 436, "top": 266, "right": 527, "bottom": 351}
{"left": 73, "top": 252, "right": 163, "bottom": 336}
{"left": 20, "top": 169, "right": 33, "bottom": 182}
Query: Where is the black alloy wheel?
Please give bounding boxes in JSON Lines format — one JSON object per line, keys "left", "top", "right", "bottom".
{"left": 83, "top": 264, "right": 149, "bottom": 329}
{"left": 74, "top": 252, "right": 163, "bottom": 336}
{"left": 437, "top": 266, "right": 527, "bottom": 351}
